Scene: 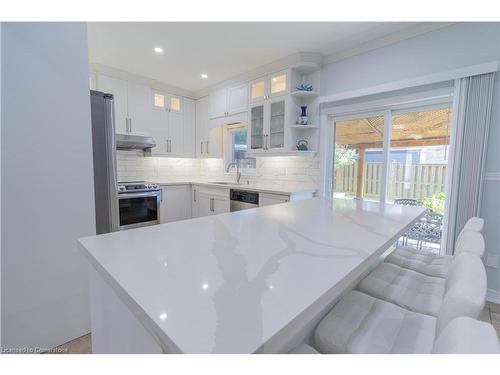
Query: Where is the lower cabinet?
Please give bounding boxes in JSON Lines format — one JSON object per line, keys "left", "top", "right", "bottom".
{"left": 160, "top": 185, "right": 192, "bottom": 224}
{"left": 259, "top": 192, "right": 290, "bottom": 206}
{"left": 195, "top": 185, "right": 230, "bottom": 217}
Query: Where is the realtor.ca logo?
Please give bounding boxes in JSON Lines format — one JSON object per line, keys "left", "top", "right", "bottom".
{"left": 1, "top": 346, "right": 68, "bottom": 354}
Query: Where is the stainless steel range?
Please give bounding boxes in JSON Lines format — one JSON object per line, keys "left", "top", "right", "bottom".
{"left": 118, "top": 182, "right": 161, "bottom": 230}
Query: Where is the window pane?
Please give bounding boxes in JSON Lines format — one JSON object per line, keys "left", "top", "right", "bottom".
{"left": 170, "top": 97, "right": 181, "bottom": 112}
{"left": 389, "top": 107, "right": 451, "bottom": 252}
{"left": 333, "top": 116, "right": 384, "bottom": 202}
{"left": 154, "top": 93, "right": 165, "bottom": 108}
{"left": 231, "top": 129, "right": 256, "bottom": 169}
{"left": 251, "top": 81, "right": 265, "bottom": 100}
{"left": 270, "top": 74, "right": 286, "bottom": 94}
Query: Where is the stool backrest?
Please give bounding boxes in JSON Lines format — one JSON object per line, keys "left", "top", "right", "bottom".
{"left": 437, "top": 253, "right": 487, "bottom": 336}
{"left": 454, "top": 231, "right": 485, "bottom": 257}
{"left": 455, "top": 217, "right": 484, "bottom": 247}
{"left": 463, "top": 217, "right": 484, "bottom": 232}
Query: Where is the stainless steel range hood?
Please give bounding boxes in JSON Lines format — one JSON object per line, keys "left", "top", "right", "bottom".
{"left": 116, "top": 134, "right": 156, "bottom": 150}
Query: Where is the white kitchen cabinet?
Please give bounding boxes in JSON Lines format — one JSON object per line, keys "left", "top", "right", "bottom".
{"left": 198, "top": 195, "right": 229, "bottom": 217}
{"left": 259, "top": 192, "right": 290, "bottom": 206}
{"left": 160, "top": 185, "right": 191, "bottom": 223}
{"left": 196, "top": 97, "right": 223, "bottom": 158}
{"left": 153, "top": 90, "right": 183, "bottom": 114}
{"left": 183, "top": 98, "right": 196, "bottom": 157}
{"left": 248, "top": 96, "right": 290, "bottom": 153}
{"left": 168, "top": 111, "right": 184, "bottom": 156}
{"left": 249, "top": 70, "right": 289, "bottom": 104}
{"left": 97, "top": 74, "right": 129, "bottom": 134}
{"left": 149, "top": 110, "right": 182, "bottom": 156}
{"left": 97, "top": 75, "right": 151, "bottom": 136}
{"left": 197, "top": 185, "right": 229, "bottom": 217}
{"left": 227, "top": 84, "right": 248, "bottom": 114}
{"left": 209, "top": 89, "right": 227, "bottom": 119}
{"left": 127, "top": 81, "right": 152, "bottom": 136}
{"left": 209, "top": 83, "right": 248, "bottom": 119}
{"left": 259, "top": 191, "right": 315, "bottom": 207}
{"left": 150, "top": 89, "right": 192, "bottom": 157}
{"left": 191, "top": 185, "right": 200, "bottom": 218}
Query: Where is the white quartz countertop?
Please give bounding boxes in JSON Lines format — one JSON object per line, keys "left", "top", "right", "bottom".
{"left": 78, "top": 198, "right": 425, "bottom": 353}
{"left": 156, "top": 180, "right": 317, "bottom": 195}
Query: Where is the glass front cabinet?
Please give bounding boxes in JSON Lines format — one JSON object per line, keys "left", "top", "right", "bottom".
{"left": 248, "top": 96, "right": 290, "bottom": 153}
{"left": 249, "top": 70, "right": 289, "bottom": 104}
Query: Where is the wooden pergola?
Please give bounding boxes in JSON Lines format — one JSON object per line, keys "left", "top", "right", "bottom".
{"left": 335, "top": 108, "right": 451, "bottom": 198}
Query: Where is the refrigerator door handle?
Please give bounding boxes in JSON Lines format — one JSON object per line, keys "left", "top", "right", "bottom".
{"left": 104, "top": 96, "right": 120, "bottom": 232}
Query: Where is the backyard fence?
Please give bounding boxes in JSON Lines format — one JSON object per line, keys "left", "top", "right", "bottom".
{"left": 334, "top": 162, "right": 447, "bottom": 199}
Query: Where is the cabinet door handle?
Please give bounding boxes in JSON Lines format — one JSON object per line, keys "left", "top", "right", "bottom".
{"left": 169, "top": 139, "right": 172, "bottom": 153}
{"left": 129, "top": 118, "right": 132, "bottom": 133}
{"left": 206, "top": 140, "right": 209, "bottom": 154}
{"left": 193, "top": 188, "right": 197, "bottom": 202}
{"left": 200, "top": 141, "right": 203, "bottom": 154}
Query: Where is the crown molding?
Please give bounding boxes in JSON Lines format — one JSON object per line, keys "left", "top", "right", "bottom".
{"left": 193, "top": 52, "right": 323, "bottom": 99}
{"left": 89, "top": 63, "right": 197, "bottom": 99}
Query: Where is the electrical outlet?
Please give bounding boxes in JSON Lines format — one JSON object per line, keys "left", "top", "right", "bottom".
{"left": 486, "top": 253, "right": 499, "bottom": 268}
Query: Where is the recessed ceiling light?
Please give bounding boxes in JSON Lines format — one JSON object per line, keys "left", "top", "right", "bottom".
{"left": 154, "top": 47, "right": 163, "bottom": 54}
{"left": 201, "top": 73, "right": 208, "bottom": 79}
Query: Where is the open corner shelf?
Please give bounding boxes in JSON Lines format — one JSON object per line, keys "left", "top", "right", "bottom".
{"left": 289, "top": 124, "right": 318, "bottom": 130}
{"left": 290, "top": 90, "right": 319, "bottom": 99}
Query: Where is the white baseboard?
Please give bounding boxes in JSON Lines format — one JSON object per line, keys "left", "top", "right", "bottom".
{"left": 487, "top": 288, "right": 500, "bottom": 305}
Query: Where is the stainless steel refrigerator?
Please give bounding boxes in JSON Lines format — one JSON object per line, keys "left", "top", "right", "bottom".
{"left": 90, "top": 90, "right": 120, "bottom": 234}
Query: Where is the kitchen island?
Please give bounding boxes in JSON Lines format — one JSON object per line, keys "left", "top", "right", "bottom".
{"left": 78, "top": 198, "right": 425, "bottom": 354}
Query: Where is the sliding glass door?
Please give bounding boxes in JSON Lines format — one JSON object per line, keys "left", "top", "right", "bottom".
{"left": 332, "top": 105, "right": 452, "bottom": 252}
{"left": 333, "top": 115, "right": 384, "bottom": 201}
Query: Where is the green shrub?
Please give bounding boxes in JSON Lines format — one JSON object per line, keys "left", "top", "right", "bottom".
{"left": 419, "top": 191, "right": 445, "bottom": 214}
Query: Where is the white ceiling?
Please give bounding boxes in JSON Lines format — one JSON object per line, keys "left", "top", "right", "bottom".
{"left": 87, "top": 22, "right": 449, "bottom": 93}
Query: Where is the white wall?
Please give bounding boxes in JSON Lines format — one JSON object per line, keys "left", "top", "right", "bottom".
{"left": 1, "top": 23, "right": 95, "bottom": 350}
{"left": 320, "top": 22, "right": 500, "bottom": 296}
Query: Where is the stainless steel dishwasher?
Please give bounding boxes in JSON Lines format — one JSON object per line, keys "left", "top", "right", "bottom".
{"left": 230, "top": 189, "right": 259, "bottom": 212}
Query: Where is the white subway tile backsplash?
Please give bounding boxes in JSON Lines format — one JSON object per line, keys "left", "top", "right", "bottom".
{"left": 116, "top": 150, "right": 320, "bottom": 188}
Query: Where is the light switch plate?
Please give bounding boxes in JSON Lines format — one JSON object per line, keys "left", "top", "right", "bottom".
{"left": 486, "top": 253, "right": 499, "bottom": 268}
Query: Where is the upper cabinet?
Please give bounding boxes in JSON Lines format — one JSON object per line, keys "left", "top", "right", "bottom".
{"left": 152, "top": 90, "right": 183, "bottom": 114}
{"left": 127, "top": 81, "right": 152, "bottom": 136}
{"left": 196, "top": 97, "right": 223, "bottom": 158}
{"left": 97, "top": 75, "right": 129, "bottom": 134}
{"left": 249, "top": 96, "right": 291, "bottom": 153}
{"left": 249, "top": 70, "right": 289, "bottom": 104}
{"left": 149, "top": 89, "right": 194, "bottom": 157}
{"left": 209, "top": 83, "right": 248, "bottom": 119}
{"left": 97, "top": 74, "right": 150, "bottom": 136}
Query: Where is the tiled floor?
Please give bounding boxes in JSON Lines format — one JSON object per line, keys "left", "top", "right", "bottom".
{"left": 51, "top": 302, "right": 500, "bottom": 354}
{"left": 478, "top": 302, "right": 500, "bottom": 338}
{"left": 50, "top": 333, "right": 91, "bottom": 354}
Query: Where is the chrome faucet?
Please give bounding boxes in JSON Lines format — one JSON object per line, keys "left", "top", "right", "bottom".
{"left": 226, "top": 160, "right": 241, "bottom": 184}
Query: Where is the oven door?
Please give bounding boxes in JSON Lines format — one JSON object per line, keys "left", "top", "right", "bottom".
{"left": 118, "top": 191, "right": 161, "bottom": 230}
